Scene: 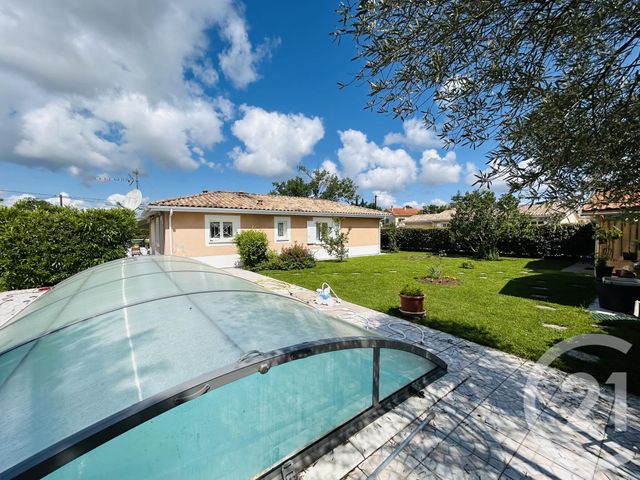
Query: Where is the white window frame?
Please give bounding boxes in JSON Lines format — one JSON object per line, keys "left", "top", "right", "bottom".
{"left": 308, "top": 217, "right": 337, "bottom": 245}
{"left": 205, "top": 215, "right": 241, "bottom": 245}
{"left": 274, "top": 216, "right": 291, "bottom": 243}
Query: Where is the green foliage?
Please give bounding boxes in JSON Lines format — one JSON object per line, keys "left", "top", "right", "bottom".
{"left": 595, "top": 225, "right": 623, "bottom": 260}
{"left": 381, "top": 223, "right": 595, "bottom": 258}
{"left": 426, "top": 251, "right": 446, "bottom": 279}
{"left": 235, "top": 230, "right": 269, "bottom": 269}
{"left": 271, "top": 165, "right": 358, "bottom": 203}
{"left": 335, "top": 1, "right": 640, "bottom": 207}
{"left": 0, "top": 203, "right": 137, "bottom": 289}
{"left": 400, "top": 284, "right": 423, "bottom": 297}
{"left": 276, "top": 243, "right": 317, "bottom": 270}
{"left": 449, "top": 191, "right": 530, "bottom": 259}
{"left": 419, "top": 204, "right": 449, "bottom": 214}
{"left": 384, "top": 224, "right": 399, "bottom": 252}
{"left": 320, "top": 219, "right": 351, "bottom": 262}
{"left": 460, "top": 261, "right": 475, "bottom": 269}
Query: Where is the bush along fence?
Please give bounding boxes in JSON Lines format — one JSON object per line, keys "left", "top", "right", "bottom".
{"left": 0, "top": 200, "right": 138, "bottom": 290}
{"left": 382, "top": 223, "right": 595, "bottom": 258}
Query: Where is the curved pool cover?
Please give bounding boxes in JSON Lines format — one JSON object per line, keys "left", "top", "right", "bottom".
{"left": 0, "top": 256, "right": 446, "bottom": 479}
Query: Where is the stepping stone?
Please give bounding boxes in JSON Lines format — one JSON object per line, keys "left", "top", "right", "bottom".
{"left": 457, "top": 272, "right": 465, "bottom": 275}
{"left": 532, "top": 286, "right": 549, "bottom": 291}
{"left": 479, "top": 276, "right": 488, "bottom": 279}
{"left": 496, "top": 271, "right": 504, "bottom": 274}
{"left": 564, "top": 350, "right": 600, "bottom": 363}
{"left": 389, "top": 270, "right": 397, "bottom": 273}
{"left": 543, "top": 323, "right": 567, "bottom": 331}
{"left": 591, "top": 323, "right": 613, "bottom": 330}
{"left": 332, "top": 273, "right": 339, "bottom": 275}
{"left": 570, "top": 284, "right": 586, "bottom": 289}
{"left": 351, "top": 272, "right": 360, "bottom": 275}
{"left": 533, "top": 280, "right": 547, "bottom": 284}
{"left": 531, "top": 294, "right": 549, "bottom": 300}
{"left": 536, "top": 305, "right": 556, "bottom": 311}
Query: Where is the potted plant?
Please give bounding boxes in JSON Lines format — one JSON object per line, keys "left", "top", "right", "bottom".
{"left": 399, "top": 284, "right": 425, "bottom": 315}
{"left": 595, "top": 256, "right": 614, "bottom": 279}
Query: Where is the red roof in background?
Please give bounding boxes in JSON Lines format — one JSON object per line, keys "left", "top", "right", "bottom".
{"left": 582, "top": 193, "right": 640, "bottom": 212}
{"left": 390, "top": 207, "right": 419, "bottom": 216}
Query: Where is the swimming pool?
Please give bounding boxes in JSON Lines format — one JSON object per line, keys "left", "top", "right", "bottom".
{"left": 0, "top": 256, "right": 445, "bottom": 479}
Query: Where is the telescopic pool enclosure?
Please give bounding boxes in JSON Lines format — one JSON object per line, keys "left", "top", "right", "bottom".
{"left": 0, "top": 256, "right": 446, "bottom": 479}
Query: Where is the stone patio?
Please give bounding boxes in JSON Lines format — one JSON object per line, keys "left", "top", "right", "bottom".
{"left": 227, "top": 268, "right": 640, "bottom": 480}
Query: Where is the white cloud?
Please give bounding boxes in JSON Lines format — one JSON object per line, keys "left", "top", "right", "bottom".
{"left": 429, "top": 198, "right": 448, "bottom": 206}
{"left": 337, "top": 130, "right": 417, "bottom": 191}
{"left": 320, "top": 159, "right": 340, "bottom": 176}
{"left": 418, "top": 150, "right": 462, "bottom": 185}
{"left": 384, "top": 118, "right": 442, "bottom": 150}
{"left": 14, "top": 94, "right": 225, "bottom": 175}
{"left": 0, "top": 0, "right": 268, "bottom": 177}
{"left": 464, "top": 162, "right": 479, "bottom": 185}
{"left": 230, "top": 106, "right": 324, "bottom": 177}
{"left": 373, "top": 190, "right": 396, "bottom": 209}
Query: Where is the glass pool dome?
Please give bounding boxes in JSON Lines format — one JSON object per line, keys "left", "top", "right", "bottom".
{"left": 0, "top": 256, "right": 445, "bottom": 479}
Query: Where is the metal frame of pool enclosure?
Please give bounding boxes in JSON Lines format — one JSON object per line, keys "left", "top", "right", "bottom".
{"left": 0, "top": 256, "right": 446, "bottom": 479}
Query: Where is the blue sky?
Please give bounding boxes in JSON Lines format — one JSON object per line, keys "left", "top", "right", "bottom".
{"left": 0, "top": 0, "right": 493, "bottom": 210}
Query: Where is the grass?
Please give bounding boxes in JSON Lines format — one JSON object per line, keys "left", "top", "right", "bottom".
{"left": 263, "top": 252, "right": 639, "bottom": 392}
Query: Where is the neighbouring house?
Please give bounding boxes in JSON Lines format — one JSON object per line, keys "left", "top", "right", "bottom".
{"left": 383, "top": 206, "right": 420, "bottom": 226}
{"left": 518, "top": 202, "right": 584, "bottom": 225}
{"left": 143, "top": 190, "right": 389, "bottom": 267}
{"left": 402, "top": 209, "right": 455, "bottom": 229}
{"left": 582, "top": 196, "right": 640, "bottom": 266}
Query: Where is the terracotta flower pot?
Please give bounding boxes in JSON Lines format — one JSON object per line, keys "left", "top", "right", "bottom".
{"left": 399, "top": 294, "right": 425, "bottom": 315}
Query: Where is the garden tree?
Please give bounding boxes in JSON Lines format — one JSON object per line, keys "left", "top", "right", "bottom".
{"left": 271, "top": 165, "right": 358, "bottom": 203}
{"left": 321, "top": 219, "right": 351, "bottom": 261}
{"left": 420, "top": 204, "right": 449, "bottom": 214}
{"left": 352, "top": 194, "right": 382, "bottom": 210}
{"left": 449, "top": 191, "right": 530, "bottom": 259}
{"left": 335, "top": 1, "right": 640, "bottom": 208}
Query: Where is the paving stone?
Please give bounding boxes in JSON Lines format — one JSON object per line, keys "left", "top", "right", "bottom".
{"left": 395, "top": 422, "right": 447, "bottom": 463}
{"left": 543, "top": 323, "right": 567, "bottom": 330}
{"left": 405, "top": 462, "right": 445, "bottom": 479}
{"left": 422, "top": 437, "right": 502, "bottom": 480}
{"left": 564, "top": 350, "right": 600, "bottom": 363}
{"left": 351, "top": 272, "right": 361, "bottom": 275}
{"left": 520, "top": 430, "right": 598, "bottom": 479}
{"left": 342, "top": 467, "right": 367, "bottom": 479}
{"left": 349, "top": 409, "right": 417, "bottom": 458}
{"left": 536, "top": 305, "right": 557, "bottom": 311}
{"left": 448, "top": 416, "right": 520, "bottom": 471}
{"left": 532, "top": 286, "right": 549, "bottom": 291}
{"left": 531, "top": 294, "right": 549, "bottom": 300}
{"left": 303, "top": 441, "right": 365, "bottom": 480}
{"left": 357, "top": 443, "right": 421, "bottom": 477}
{"left": 503, "top": 445, "right": 583, "bottom": 480}
{"left": 468, "top": 405, "right": 530, "bottom": 443}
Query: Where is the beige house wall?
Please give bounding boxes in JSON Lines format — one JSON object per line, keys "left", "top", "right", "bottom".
{"left": 158, "top": 211, "right": 381, "bottom": 259}
{"left": 596, "top": 215, "right": 640, "bottom": 262}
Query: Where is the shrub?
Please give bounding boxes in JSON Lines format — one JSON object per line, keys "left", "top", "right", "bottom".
{"left": 234, "top": 230, "right": 269, "bottom": 269}
{"left": 425, "top": 251, "right": 445, "bottom": 279}
{"left": 460, "top": 261, "right": 475, "bottom": 269}
{"left": 381, "top": 223, "right": 594, "bottom": 258}
{"left": 277, "top": 243, "right": 316, "bottom": 270}
{"left": 321, "top": 220, "right": 350, "bottom": 261}
{"left": 400, "top": 284, "right": 423, "bottom": 296}
{"left": 254, "top": 250, "right": 281, "bottom": 271}
{"left": 0, "top": 201, "right": 137, "bottom": 289}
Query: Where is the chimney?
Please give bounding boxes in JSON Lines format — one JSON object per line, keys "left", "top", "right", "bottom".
{"left": 202, "top": 189, "right": 208, "bottom": 193}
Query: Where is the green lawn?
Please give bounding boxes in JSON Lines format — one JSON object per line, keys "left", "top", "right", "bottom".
{"left": 263, "top": 253, "right": 639, "bottom": 392}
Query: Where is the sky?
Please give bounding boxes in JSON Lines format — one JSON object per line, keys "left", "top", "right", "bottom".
{"left": 0, "top": 0, "right": 496, "bottom": 210}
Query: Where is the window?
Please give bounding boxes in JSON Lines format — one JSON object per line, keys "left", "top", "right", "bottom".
{"left": 316, "top": 221, "right": 330, "bottom": 242}
{"left": 274, "top": 217, "right": 290, "bottom": 242}
{"left": 205, "top": 215, "right": 241, "bottom": 245}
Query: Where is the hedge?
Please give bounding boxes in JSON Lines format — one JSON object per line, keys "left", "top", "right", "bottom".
{"left": 0, "top": 201, "right": 137, "bottom": 289}
{"left": 381, "top": 223, "right": 595, "bottom": 258}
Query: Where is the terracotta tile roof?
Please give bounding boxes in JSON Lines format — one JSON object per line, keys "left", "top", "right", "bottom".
{"left": 518, "top": 202, "right": 572, "bottom": 218}
{"left": 390, "top": 207, "right": 419, "bottom": 216}
{"left": 403, "top": 209, "right": 455, "bottom": 224}
{"left": 149, "top": 191, "right": 389, "bottom": 217}
{"left": 582, "top": 193, "right": 640, "bottom": 213}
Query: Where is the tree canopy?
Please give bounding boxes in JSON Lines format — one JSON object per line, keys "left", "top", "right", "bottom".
{"left": 449, "top": 191, "right": 530, "bottom": 259}
{"left": 335, "top": 0, "right": 640, "bottom": 208}
{"left": 420, "top": 204, "right": 449, "bottom": 214}
{"left": 271, "top": 165, "right": 359, "bottom": 203}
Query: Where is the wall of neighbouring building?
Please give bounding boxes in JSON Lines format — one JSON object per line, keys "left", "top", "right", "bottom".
{"left": 596, "top": 215, "right": 640, "bottom": 263}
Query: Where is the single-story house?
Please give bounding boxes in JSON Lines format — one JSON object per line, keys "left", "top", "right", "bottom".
{"left": 142, "top": 191, "right": 389, "bottom": 267}
{"left": 518, "top": 202, "right": 584, "bottom": 225}
{"left": 582, "top": 196, "right": 640, "bottom": 266}
{"left": 383, "top": 207, "right": 419, "bottom": 226}
{"left": 403, "top": 209, "right": 455, "bottom": 229}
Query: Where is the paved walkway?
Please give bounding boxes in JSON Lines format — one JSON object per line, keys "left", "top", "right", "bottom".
{"left": 0, "top": 288, "right": 45, "bottom": 328}
{"left": 227, "top": 268, "right": 639, "bottom": 480}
